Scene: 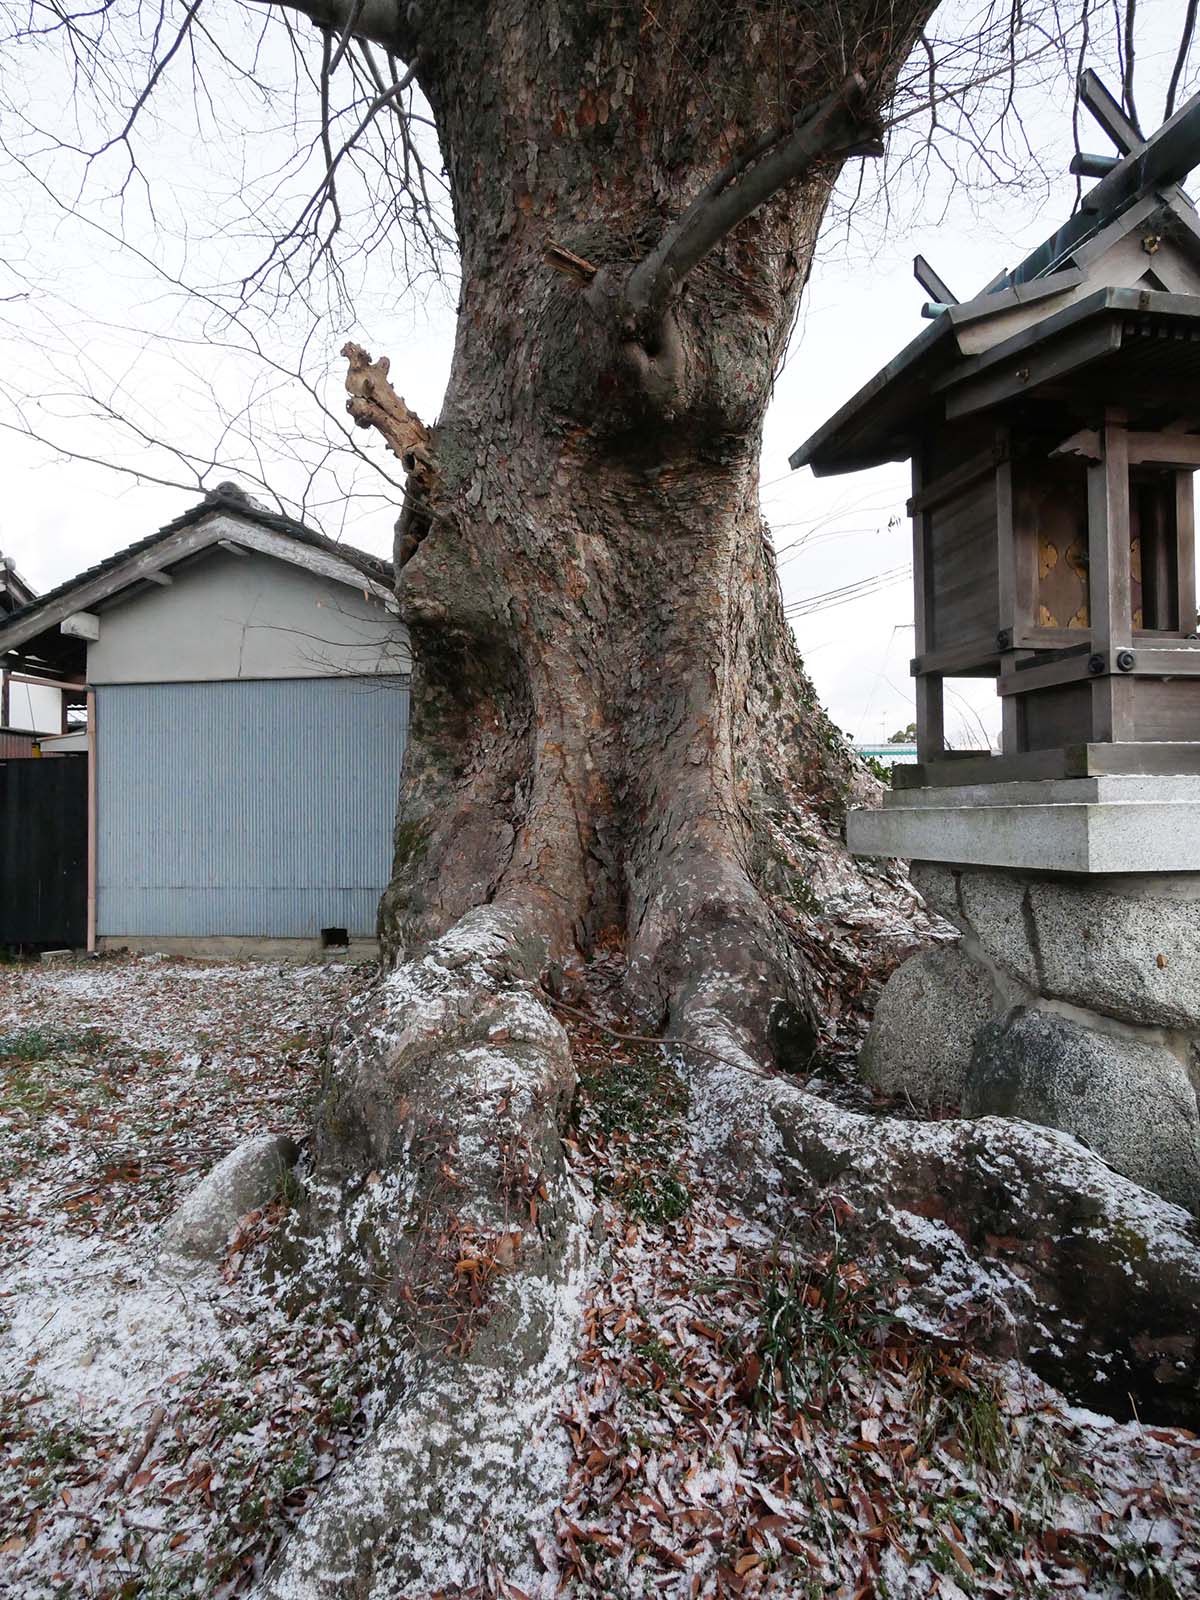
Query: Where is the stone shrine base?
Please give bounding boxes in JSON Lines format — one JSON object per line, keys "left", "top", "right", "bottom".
{"left": 863, "top": 861, "right": 1200, "bottom": 1214}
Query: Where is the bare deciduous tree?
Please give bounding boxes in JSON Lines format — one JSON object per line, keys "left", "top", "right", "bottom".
{"left": 2, "top": 2, "right": 1199, "bottom": 1590}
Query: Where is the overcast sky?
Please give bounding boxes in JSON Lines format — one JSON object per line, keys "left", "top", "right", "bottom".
{"left": 0, "top": 4, "right": 1194, "bottom": 750}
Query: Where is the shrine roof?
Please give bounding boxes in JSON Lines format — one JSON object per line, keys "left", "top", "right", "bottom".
{"left": 791, "top": 81, "right": 1200, "bottom": 479}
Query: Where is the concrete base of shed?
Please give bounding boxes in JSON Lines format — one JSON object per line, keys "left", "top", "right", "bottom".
{"left": 858, "top": 859, "right": 1200, "bottom": 1214}
{"left": 97, "top": 935, "right": 380, "bottom": 963}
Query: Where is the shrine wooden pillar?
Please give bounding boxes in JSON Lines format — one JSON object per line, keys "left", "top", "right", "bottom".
{"left": 1087, "top": 413, "right": 1135, "bottom": 741}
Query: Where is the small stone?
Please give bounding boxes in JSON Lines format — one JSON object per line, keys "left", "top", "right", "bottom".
{"left": 39, "top": 949, "right": 74, "bottom": 964}
{"left": 160, "top": 1133, "right": 299, "bottom": 1265}
{"left": 965, "top": 1008, "right": 1200, "bottom": 1215}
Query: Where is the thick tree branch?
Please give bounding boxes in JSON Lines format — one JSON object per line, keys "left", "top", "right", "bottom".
{"left": 1166, "top": 0, "right": 1199, "bottom": 119}
{"left": 619, "top": 72, "right": 883, "bottom": 332}
{"left": 342, "top": 341, "right": 431, "bottom": 475}
{"left": 241, "top": 0, "right": 413, "bottom": 55}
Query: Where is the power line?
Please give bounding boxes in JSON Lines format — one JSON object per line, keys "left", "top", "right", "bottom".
{"left": 783, "top": 563, "right": 911, "bottom": 618}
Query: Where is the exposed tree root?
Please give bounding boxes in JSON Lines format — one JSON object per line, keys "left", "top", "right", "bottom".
{"left": 259, "top": 1203, "right": 591, "bottom": 1600}
{"left": 262, "top": 908, "right": 590, "bottom": 1597}
{"left": 257, "top": 909, "right": 1200, "bottom": 1596}
{"left": 677, "top": 1004, "right": 1200, "bottom": 1428}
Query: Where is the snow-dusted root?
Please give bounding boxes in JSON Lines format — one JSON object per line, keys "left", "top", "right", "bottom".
{"left": 679, "top": 1004, "right": 1200, "bottom": 1429}
{"left": 261, "top": 906, "right": 592, "bottom": 1596}
{"left": 258, "top": 1218, "right": 590, "bottom": 1599}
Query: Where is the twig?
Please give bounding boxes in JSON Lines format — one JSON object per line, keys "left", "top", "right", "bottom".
{"left": 542, "top": 994, "right": 772, "bottom": 1081}
{"left": 115, "top": 1403, "right": 167, "bottom": 1490}
{"left": 543, "top": 242, "right": 599, "bottom": 284}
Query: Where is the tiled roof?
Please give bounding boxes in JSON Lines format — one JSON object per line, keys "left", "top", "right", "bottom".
{"left": 0, "top": 556, "right": 37, "bottom": 614}
{"left": 0, "top": 483, "right": 393, "bottom": 636}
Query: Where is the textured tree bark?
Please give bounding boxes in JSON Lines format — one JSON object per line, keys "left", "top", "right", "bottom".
{"left": 373, "top": 1, "right": 927, "bottom": 1043}
{"left": 255, "top": 6, "right": 1200, "bottom": 1590}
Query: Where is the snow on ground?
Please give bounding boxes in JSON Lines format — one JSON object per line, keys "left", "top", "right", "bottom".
{"left": 0, "top": 953, "right": 378, "bottom": 1598}
{"left": 4, "top": 950, "right": 1200, "bottom": 1599}
{"left": 544, "top": 1008, "right": 1200, "bottom": 1600}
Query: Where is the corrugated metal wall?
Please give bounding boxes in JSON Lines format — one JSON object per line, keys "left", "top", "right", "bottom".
{"left": 97, "top": 677, "right": 409, "bottom": 938}
{"left": 0, "top": 730, "right": 40, "bottom": 759}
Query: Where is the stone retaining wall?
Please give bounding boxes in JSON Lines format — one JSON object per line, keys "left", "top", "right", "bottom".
{"left": 861, "top": 863, "right": 1200, "bottom": 1214}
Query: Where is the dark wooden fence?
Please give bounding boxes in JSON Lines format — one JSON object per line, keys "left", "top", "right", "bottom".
{"left": 0, "top": 756, "right": 87, "bottom": 947}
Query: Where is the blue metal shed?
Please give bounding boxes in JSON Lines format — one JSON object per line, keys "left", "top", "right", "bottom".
{"left": 0, "top": 486, "right": 411, "bottom": 953}
{"left": 96, "top": 677, "right": 409, "bottom": 939}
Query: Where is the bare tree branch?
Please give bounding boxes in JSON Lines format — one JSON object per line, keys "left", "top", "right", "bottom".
{"left": 326, "top": 0, "right": 366, "bottom": 75}
{"left": 239, "top": 0, "right": 412, "bottom": 56}
{"left": 618, "top": 72, "right": 884, "bottom": 335}
{"left": 1167, "top": 0, "right": 1199, "bottom": 119}
{"left": 89, "top": 0, "right": 205, "bottom": 162}
{"left": 1121, "top": 0, "right": 1141, "bottom": 133}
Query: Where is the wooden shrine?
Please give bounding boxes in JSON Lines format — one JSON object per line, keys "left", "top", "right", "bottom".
{"left": 791, "top": 74, "right": 1200, "bottom": 787}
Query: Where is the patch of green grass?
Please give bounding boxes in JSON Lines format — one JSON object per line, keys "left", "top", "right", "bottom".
{"left": 751, "top": 1250, "right": 895, "bottom": 1419}
{"left": 0, "top": 1027, "right": 112, "bottom": 1112}
{"left": 623, "top": 1168, "right": 689, "bottom": 1225}
{"left": 1098, "top": 1542, "right": 1184, "bottom": 1600}
{"left": 578, "top": 1041, "right": 687, "bottom": 1142}
{"left": 279, "top": 1164, "right": 306, "bottom": 1209}
{"left": 0, "top": 1062, "right": 59, "bottom": 1114}
{"left": 131, "top": 1553, "right": 206, "bottom": 1599}
{"left": 638, "top": 1334, "right": 679, "bottom": 1378}
{"left": 954, "top": 1382, "right": 1009, "bottom": 1476}
{"left": 274, "top": 1444, "right": 314, "bottom": 1496}
{"left": 0, "top": 1025, "right": 109, "bottom": 1061}
{"left": 4, "top": 1406, "right": 99, "bottom": 1511}
{"left": 912, "top": 1350, "right": 1011, "bottom": 1477}
{"left": 574, "top": 1036, "right": 692, "bottom": 1227}
{"left": 0, "top": 1027, "right": 117, "bottom": 1124}
{"left": 235, "top": 1491, "right": 269, "bottom": 1534}
{"left": 212, "top": 1400, "right": 257, "bottom": 1441}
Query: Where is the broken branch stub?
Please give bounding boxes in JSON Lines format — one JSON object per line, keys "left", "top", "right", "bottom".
{"left": 342, "top": 341, "right": 434, "bottom": 486}
{"left": 543, "top": 241, "right": 599, "bottom": 284}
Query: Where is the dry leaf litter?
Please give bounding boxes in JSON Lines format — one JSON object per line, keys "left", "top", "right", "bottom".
{"left": 0, "top": 954, "right": 374, "bottom": 1598}
{"left": 1, "top": 951, "right": 1198, "bottom": 1599}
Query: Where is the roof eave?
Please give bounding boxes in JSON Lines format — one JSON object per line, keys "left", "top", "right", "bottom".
{"left": 788, "top": 312, "right": 955, "bottom": 475}
{"left": 935, "top": 284, "right": 1200, "bottom": 397}
{"left": 0, "top": 500, "right": 398, "bottom": 660}
{"left": 791, "top": 285, "right": 1200, "bottom": 478}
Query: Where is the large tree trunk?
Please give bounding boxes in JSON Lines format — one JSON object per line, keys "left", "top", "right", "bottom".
{"left": 262, "top": 4, "right": 1200, "bottom": 1592}
{"left": 380, "top": 1, "right": 910, "bottom": 1049}
{"left": 294, "top": 0, "right": 929, "bottom": 1387}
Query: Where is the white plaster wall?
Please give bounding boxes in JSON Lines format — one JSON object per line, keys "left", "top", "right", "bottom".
{"left": 5, "top": 678, "right": 62, "bottom": 733}
{"left": 86, "top": 549, "right": 409, "bottom": 685}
